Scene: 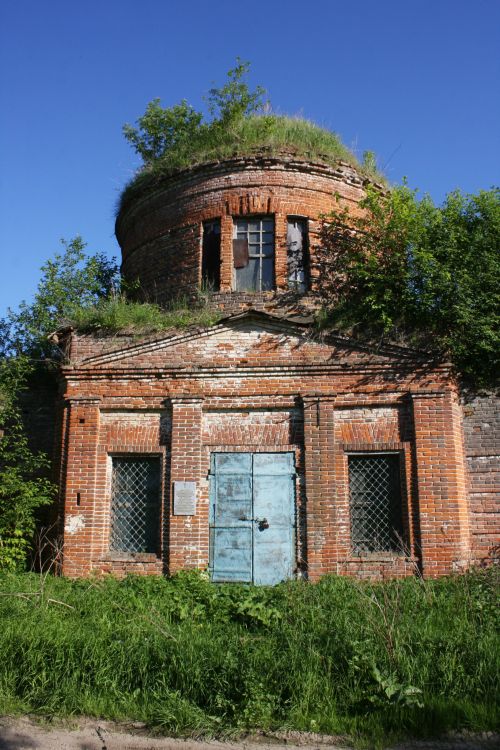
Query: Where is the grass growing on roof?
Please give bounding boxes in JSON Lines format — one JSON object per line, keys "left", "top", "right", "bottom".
{"left": 0, "top": 569, "right": 498, "bottom": 746}
{"left": 118, "top": 115, "right": 384, "bottom": 216}
{"left": 118, "top": 61, "right": 385, "bottom": 215}
{"left": 67, "top": 295, "right": 221, "bottom": 334}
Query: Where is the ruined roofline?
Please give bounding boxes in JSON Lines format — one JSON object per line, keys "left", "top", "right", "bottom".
{"left": 116, "top": 152, "right": 386, "bottom": 233}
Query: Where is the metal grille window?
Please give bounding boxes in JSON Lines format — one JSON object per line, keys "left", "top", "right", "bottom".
{"left": 348, "top": 454, "right": 404, "bottom": 553}
{"left": 110, "top": 457, "right": 161, "bottom": 554}
{"left": 233, "top": 216, "right": 274, "bottom": 291}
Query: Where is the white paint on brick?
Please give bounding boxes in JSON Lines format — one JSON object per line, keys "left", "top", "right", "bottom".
{"left": 65, "top": 515, "right": 86, "bottom": 534}
{"left": 100, "top": 412, "right": 161, "bottom": 425}
{"left": 335, "top": 407, "right": 398, "bottom": 422}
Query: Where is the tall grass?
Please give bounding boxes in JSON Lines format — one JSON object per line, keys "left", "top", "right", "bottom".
{"left": 67, "top": 296, "right": 221, "bottom": 334}
{"left": 118, "top": 115, "right": 385, "bottom": 216}
{"left": 0, "top": 570, "right": 498, "bottom": 746}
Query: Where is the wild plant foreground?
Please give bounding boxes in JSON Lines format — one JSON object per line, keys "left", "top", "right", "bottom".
{"left": 0, "top": 569, "right": 498, "bottom": 746}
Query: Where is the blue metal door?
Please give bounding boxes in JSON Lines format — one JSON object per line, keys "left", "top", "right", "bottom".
{"left": 210, "top": 452, "right": 295, "bottom": 584}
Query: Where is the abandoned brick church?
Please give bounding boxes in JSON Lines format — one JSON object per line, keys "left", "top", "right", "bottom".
{"left": 53, "top": 155, "right": 498, "bottom": 581}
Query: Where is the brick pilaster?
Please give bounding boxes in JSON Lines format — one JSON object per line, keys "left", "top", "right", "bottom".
{"left": 168, "top": 397, "right": 205, "bottom": 572}
{"left": 303, "top": 397, "right": 336, "bottom": 580}
{"left": 412, "top": 391, "right": 470, "bottom": 576}
{"left": 61, "top": 397, "right": 101, "bottom": 576}
{"left": 274, "top": 212, "right": 288, "bottom": 290}
{"left": 220, "top": 215, "right": 234, "bottom": 291}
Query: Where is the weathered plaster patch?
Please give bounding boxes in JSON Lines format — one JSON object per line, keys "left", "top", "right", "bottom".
{"left": 65, "top": 515, "right": 85, "bottom": 534}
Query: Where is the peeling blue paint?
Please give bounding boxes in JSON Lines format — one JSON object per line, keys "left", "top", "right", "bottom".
{"left": 210, "top": 452, "right": 295, "bottom": 584}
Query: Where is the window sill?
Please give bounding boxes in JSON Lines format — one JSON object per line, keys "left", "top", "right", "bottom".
{"left": 100, "top": 552, "right": 160, "bottom": 563}
{"left": 349, "top": 551, "right": 417, "bottom": 562}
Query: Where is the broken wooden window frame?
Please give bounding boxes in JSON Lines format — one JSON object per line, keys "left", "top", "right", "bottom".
{"left": 287, "top": 216, "right": 309, "bottom": 293}
{"left": 201, "top": 218, "right": 221, "bottom": 291}
{"left": 233, "top": 216, "right": 275, "bottom": 292}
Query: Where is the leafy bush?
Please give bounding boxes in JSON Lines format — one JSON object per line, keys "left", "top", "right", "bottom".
{"left": 0, "top": 238, "right": 119, "bottom": 570}
{"left": 0, "top": 360, "right": 55, "bottom": 570}
{"left": 0, "top": 569, "right": 497, "bottom": 743}
{"left": 0, "top": 236, "right": 119, "bottom": 358}
{"left": 123, "top": 99, "right": 203, "bottom": 166}
{"left": 316, "top": 185, "right": 500, "bottom": 386}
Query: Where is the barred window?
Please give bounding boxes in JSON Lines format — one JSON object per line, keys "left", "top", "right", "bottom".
{"left": 110, "top": 457, "right": 161, "bottom": 554}
{"left": 348, "top": 454, "right": 404, "bottom": 553}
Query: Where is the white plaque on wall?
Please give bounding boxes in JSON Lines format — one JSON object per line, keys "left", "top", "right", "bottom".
{"left": 173, "top": 481, "right": 197, "bottom": 515}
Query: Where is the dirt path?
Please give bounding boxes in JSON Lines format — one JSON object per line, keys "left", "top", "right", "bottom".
{"left": 0, "top": 717, "right": 498, "bottom": 750}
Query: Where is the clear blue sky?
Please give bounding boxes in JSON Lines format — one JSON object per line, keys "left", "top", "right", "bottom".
{"left": 1, "top": 0, "right": 499, "bottom": 317}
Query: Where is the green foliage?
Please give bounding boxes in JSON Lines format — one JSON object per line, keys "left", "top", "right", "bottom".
{"left": 123, "top": 99, "right": 203, "bottom": 166}
{"left": 123, "top": 60, "right": 265, "bottom": 170}
{"left": 118, "top": 61, "right": 384, "bottom": 215}
{"left": 119, "top": 114, "right": 381, "bottom": 215}
{"left": 67, "top": 295, "right": 222, "bottom": 333}
{"left": 0, "top": 237, "right": 119, "bottom": 358}
{"left": 0, "top": 360, "right": 55, "bottom": 571}
{"left": 0, "top": 238, "right": 117, "bottom": 568}
{"left": 317, "top": 185, "right": 500, "bottom": 385}
{"left": 205, "top": 58, "right": 266, "bottom": 122}
{"left": 362, "top": 150, "right": 378, "bottom": 174}
{"left": 0, "top": 569, "right": 497, "bottom": 744}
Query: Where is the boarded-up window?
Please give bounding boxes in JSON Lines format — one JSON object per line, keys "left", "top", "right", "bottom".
{"left": 287, "top": 217, "right": 309, "bottom": 293}
{"left": 348, "top": 454, "right": 404, "bottom": 553}
{"left": 201, "top": 219, "right": 221, "bottom": 291}
{"left": 110, "top": 457, "right": 161, "bottom": 554}
{"left": 233, "top": 217, "right": 274, "bottom": 291}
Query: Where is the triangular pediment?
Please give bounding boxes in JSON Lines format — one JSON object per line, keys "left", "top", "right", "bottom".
{"left": 71, "top": 311, "right": 433, "bottom": 371}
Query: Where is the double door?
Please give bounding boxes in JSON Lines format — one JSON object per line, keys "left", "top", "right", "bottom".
{"left": 209, "top": 452, "right": 295, "bottom": 585}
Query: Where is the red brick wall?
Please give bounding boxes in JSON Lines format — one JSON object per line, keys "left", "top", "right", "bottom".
{"left": 54, "top": 316, "right": 482, "bottom": 580}
{"left": 116, "top": 157, "right": 370, "bottom": 308}
{"left": 53, "top": 151, "right": 499, "bottom": 581}
{"left": 462, "top": 393, "right": 500, "bottom": 565}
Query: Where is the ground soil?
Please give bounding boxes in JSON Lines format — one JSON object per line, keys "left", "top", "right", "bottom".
{"left": 0, "top": 717, "right": 498, "bottom": 750}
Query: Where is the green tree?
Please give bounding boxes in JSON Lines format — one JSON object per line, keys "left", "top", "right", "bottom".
{"left": 123, "top": 99, "right": 203, "bottom": 166}
{"left": 205, "top": 58, "right": 266, "bottom": 123}
{"left": 0, "top": 358, "right": 55, "bottom": 570}
{"left": 0, "top": 237, "right": 118, "bottom": 569}
{"left": 317, "top": 185, "right": 500, "bottom": 385}
{"left": 0, "top": 236, "right": 118, "bottom": 358}
{"left": 122, "top": 59, "right": 266, "bottom": 167}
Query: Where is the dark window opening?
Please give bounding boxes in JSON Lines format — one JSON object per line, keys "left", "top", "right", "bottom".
{"left": 287, "top": 217, "right": 309, "bottom": 293}
{"left": 348, "top": 454, "right": 404, "bottom": 553}
{"left": 233, "top": 216, "right": 274, "bottom": 291}
{"left": 110, "top": 456, "right": 161, "bottom": 554}
{"left": 202, "top": 219, "right": 221, "bottom": 291}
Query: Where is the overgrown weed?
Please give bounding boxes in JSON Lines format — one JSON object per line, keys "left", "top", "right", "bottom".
{"left": 67, "top": 294, "right": 222, "bottom": 334}
{"left": 0, "top": 569, "right": 498, "bottom": 746}
{"left": 118, "top": 114, "right": 385, "bottom": 216}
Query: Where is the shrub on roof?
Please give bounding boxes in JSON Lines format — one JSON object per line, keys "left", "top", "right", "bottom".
{"left": 118, "top": 60, "right": 384, "bottom": 214}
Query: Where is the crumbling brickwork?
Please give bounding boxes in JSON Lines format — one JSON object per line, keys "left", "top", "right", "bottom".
{"left": 462, "top": 393, "right": 500, "bottom": 565}
{"left": 116, "top": 157, "right": 370, "bottom": 307}
{"left": 52, "top": 155, "right": 499, "bottom": 581}
{"left": 54, "top": 313, "right": 483, "bottom": 580}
